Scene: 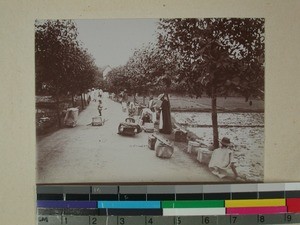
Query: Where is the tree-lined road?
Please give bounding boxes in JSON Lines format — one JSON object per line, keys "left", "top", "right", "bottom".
{"left": 37, "top": 95, "right": 221, "bottom": 184}
{"left": 35, "top": 19, "right": 264, "bottom": 183}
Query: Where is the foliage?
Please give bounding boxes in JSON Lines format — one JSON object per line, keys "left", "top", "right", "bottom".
{"left": 157, "top": 18, "right": 265, "bottom": 100}
{"left": 105, "top": 66, "right": 130, "bottom": 94}
{"left": 35, "top": 20, "right": 99, "bottom": 97}
{"left": 35, "top": 19, "right": 102, "bottom": 127}
{"left": 157, "top": 18, "right": 265, "bottom": 148}
{"left": 106, "top": 43, "right": 185, "bottom": 96}
{"left": 103, "top": 18, "right": 265, "bottom": 148}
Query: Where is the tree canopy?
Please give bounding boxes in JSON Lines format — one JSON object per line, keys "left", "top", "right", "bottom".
{"left": 102, "top": 18, "right": 265, "bottom": 148}
{"left": 35, "top": 20, "right": 100, "bottom": 97}
{"left": 157, "top": 18, "right": 265, "bottom": 100}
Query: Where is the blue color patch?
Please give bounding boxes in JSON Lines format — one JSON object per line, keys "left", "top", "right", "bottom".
{"left": 97, "top": 201, "right": 161, "bottom": 209}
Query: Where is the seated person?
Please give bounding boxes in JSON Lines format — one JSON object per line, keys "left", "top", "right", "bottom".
{"left": 208, "top": 137, "right": 238, "bottom": 179}
{"left": 142, "top": 113, "right": 151, "bottom": 124}
{"left": 128, "top": 102, "right": 136, "bottom": 117}
{"left": 141, "top": 108, "right": 153, "bottom": 125}
{"left": 148, "top": 96, "right": 156, "bottom": 112}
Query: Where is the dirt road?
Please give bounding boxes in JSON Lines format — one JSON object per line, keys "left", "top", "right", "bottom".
{"left": 37, "top": 94, "right": 221, "bottom": 184}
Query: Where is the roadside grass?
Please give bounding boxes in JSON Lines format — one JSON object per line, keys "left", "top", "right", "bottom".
{"left": 128, "top": 95, "right": 264, "bottom": 112}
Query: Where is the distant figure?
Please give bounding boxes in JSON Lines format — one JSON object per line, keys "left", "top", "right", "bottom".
{"left": 141, "top": 108, "right": 153, "bottom": 125}
{"left": 121, "top": 89, "right": 128, "bottom": 112}
{"left": 87, "top": 94, "right": 91, "bottom": 105}
{"left": 93, "top": 89, "right": 97, "bottom": 102}
{"left": 98, "top": 100, "right": 103, "bottom": 116}
{"left": 128, "top": 102, "right": 136, "bottom": 117}
{"left": 158, "top": 93, "right": 172, "bottom": 134}
{"left": 209, "top": 137, "right": 238, "bottom": 179}
{"left": 148, "top": 96, "right": 155, "bottom": 112}
{"left": 148, "top": 96, "right": 157, "bottom": 123}
{"left": 121, "top": 89, "right": 128, "bottom": 102}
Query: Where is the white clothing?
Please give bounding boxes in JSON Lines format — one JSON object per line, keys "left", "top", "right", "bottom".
{"left": 209, "top": 147, "right": 233, "bottom": 170}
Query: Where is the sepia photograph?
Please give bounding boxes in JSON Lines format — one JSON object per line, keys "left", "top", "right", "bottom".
{"left": 35, "top": 18, "right": 265, "bottom": 184}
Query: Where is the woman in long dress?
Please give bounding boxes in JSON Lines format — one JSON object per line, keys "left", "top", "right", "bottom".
{"left": 159, "top": 94, "right": 172, "bottom": 134}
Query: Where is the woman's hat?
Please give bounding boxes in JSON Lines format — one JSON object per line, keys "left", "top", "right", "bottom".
{"left": 158, "top": 93, "right": 164, "bottom": 100}
{"left": 221, "top": 137, "right": 231, "bottom": 146}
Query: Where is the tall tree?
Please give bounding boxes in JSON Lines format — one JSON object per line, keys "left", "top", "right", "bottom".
{"left": 124, "top": 43, "right": 181, "bottom": 98}
{"left": 35, "top": 20, "right": 99, "bottom": 126}
{"left": 105, "top": 66, "right": 130, "bottom": 95}
{"left": 35, "top": 20, "right": 79, "bottom": 95}
{"left": 158, "top": 18, "right": 265, "bottom": 148}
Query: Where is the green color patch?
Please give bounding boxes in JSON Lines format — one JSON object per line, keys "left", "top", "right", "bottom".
{"left": 162, "top": 200, "right": 225, "bottom": 208}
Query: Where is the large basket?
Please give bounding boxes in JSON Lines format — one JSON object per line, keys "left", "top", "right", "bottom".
{"left": 144, "top": 122, "right": 154, "bottom": 133}
{"left": 174, "top": 129, "right": 187, "bottom": 142}
{"left": 148, "top": 135, "right": 157, "bottom": 150}
{"left": 187, "top": 141, "right": 200, "bottom": 154}
{"left": 197, "top": 148, "right": 213, "bottom": 164}
{"left": 92, "top": 116, "right": 103, "bottom": 126}
{"left": 64, "top": 108, "right": 79, "bottom": 127}
{"left": 155, "top": 141, "right": 174, "bottom": 158}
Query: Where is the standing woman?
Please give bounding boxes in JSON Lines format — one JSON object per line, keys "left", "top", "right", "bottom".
{"left": 159, "top": 93, "right": 172, "bottom": 134}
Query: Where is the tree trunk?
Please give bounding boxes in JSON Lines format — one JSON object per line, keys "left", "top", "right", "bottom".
{"left": 143, "top": 95, "right": 146, "bottom": 105}
{"left": 80, "top": 94, "right": 84, "bottom": 110}
{"left": 211, "top": 85, "right": 219, "bottom": 149}
{"left": 83, "top": 93, "right": 87, "bottom": 106}
{"left": 166, "top": 92, "right": 172, "bottom": 130}
{"left": 72, "top": 94, "right": 75, "bottom": 107}
{"left": 55, "top": 94, "right": 61, "bottom": 128}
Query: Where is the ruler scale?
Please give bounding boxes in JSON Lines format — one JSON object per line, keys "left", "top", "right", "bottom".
{"left": 37, "top": 183, "right": 300, "bottom": 225}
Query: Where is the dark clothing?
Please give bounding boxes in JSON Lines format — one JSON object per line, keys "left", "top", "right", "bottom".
{"left": 98, "top": 104, "right": 102, "bottom": 116}
{"left": 159, "top": 99, "right": 172, "bottom": 134}
{"left": 142, "top": 113, "right": 151, "bottom": 125}
{"left": 122, "top": 92, "right": 128, "bottom": 103}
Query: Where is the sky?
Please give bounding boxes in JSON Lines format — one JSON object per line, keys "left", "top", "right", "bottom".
{"left": 75, "top": 19, "right": 159, "bottom": 69}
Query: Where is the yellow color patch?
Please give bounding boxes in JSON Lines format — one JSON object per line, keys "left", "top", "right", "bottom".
{"left": 225, "top": 199, "right": 286, "bottom": 208}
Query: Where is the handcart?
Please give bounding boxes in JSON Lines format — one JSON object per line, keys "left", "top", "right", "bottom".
{"left": 139, "top": 108, "right": 155, "bottom": 133}
{"left": 64, "top": 108, "right": 79, "bottom": 127}
{"left": 118, "top": 117, "right": 142, "bottom": 136}
{"left": 92, "top": 116, "right": 104, "bottom": 126}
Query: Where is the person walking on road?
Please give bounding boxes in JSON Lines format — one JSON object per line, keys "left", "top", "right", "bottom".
{"left": 121, "top": 89, "right": 128, "bottom": 112}
{"left": 98, "top": 100, "right": 103, "bottom": 116}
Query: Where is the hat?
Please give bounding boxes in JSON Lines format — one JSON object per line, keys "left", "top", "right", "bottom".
{"left": 158, "top": 93, "right": 164, "bottom": 100}
{"left": 220, "top": 137, "right": 231, "bottom": 146}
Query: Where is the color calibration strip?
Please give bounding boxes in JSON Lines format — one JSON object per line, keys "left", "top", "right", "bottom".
{"left": 37, "top": 183, "right": 300, "bottom": 224}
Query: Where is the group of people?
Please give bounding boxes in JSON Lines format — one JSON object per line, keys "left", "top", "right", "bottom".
{"left": 153, "top": 94, "right": 239, "bottom": 180}
{"left": 116, "top": 91, "right": 240, "bottom": 180}
{"left": 89, "top": 88, "right": 103, "bottom": 116}
{"left": 152, "top": 94, "right": 239, "bottom": 180}
{"left": 121, "top": 93, "right": 172, "bottom": 134}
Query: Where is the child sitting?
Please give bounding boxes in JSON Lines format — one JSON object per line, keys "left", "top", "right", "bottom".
{"left": 208, "top": 137, "right": 238, "bottom": 179}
